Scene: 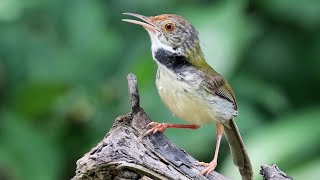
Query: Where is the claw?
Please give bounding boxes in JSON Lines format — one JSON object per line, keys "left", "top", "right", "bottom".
{"left": 199, "top": 160, "right": 217, "bottom": 176}
{"left": 144, "top": 122, "right": 199, "bottom": 137}
{"left": 143, "top": 122, "right": 168, "bottom": 136}
{"left": 146, "top": 122, "right": 157, "bottom": 128}
{"left": 153, "top": 128, "right": 159, "bottom": 134}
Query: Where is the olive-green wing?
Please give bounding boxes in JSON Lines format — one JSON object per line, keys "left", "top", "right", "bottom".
{"left": 200, "top": 69, "right": 238, "bottom": 110}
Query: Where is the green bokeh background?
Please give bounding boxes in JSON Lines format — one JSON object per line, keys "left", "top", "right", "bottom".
{"left": 0, "top": 0, "right": 319, "bottom": 179}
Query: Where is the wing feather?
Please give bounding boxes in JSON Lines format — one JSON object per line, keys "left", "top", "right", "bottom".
{"left": 199, "top": 69, "right": 238, "bottom": 110}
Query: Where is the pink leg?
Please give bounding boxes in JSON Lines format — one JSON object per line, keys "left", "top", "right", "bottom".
{"left": 200, "top": 123, "right": 224, "bottom": 176}
{"left": 144, "top": 122, "right": 199, "bottom": 136}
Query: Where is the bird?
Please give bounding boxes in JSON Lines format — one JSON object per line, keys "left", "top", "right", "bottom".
{"left": 122, "top": 13, "right": 253, "bottom": 180}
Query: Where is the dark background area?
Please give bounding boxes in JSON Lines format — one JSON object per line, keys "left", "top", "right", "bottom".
{"left": 0, "top": 0, "right": 319, "bottom": 179}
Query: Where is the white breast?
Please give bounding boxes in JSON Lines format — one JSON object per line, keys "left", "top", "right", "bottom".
{"left": 155, "top": 65, "right": 235, "bottom": 125}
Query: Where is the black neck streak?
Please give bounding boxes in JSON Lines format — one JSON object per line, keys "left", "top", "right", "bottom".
{"left": 154, "top": 48, "right": 191, "bottom": 72}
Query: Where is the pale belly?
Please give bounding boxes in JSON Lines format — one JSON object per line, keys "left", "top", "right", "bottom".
{"left": 155, "top": 67, "right": 235, "bottom": 125}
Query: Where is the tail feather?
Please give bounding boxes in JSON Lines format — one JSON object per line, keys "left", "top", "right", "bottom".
{"left": 223, "top": 119, "right": 253, "bottom": 180}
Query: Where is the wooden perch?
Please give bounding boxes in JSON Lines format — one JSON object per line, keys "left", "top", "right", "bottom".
{"left": 72, "top": 73, "right": 292, "bottom": 180}
{"left": 260, "top": 164, "right": 293, "bottom": 180}
{"left": 72, "top": 73, "right": 227, "bottom": 180}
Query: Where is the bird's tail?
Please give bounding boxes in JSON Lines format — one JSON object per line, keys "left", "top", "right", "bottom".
{"left": 223, "top": 118, "right": 253, "bottom": 180}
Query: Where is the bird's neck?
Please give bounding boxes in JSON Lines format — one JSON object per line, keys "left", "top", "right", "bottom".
{"left": 152, "top": 42, "right": 213, "bottom": 73}
{"left": 153, "top": 48, "right": 190, "bottom": 72}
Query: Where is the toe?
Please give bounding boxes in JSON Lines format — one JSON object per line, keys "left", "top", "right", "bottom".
{"left": 199, "top": 161, "right": 217, "bottom": 175}
{"left": 147, "top": 122, "right": 158, "bottom": 128}
{"left": 143, "top": 128, "right": 154, "bottom": 136}
{"left": 153, "top": 128, "right": 159, "bottom": 134}
{"left": 198, "top": 161, "right": 210, "bottom": 166}
{"left": 144, "top": 123, "right": 169, "bottom": 136}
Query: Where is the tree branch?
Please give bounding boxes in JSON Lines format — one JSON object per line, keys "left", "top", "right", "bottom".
{"left": 72, "top": 73, "right": 227, "bottom": 180}
{"left": 72, "top": 73, "right": 292, "bottom": 180}
{"left": 260, "top": 164, "right": 293, "bottom": 180}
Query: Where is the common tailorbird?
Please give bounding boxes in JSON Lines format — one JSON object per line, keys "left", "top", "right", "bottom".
{"left": 122, "top": 13, "right": 253, "bottom": 180}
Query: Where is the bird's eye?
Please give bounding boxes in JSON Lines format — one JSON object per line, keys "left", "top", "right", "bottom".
{"left": 164, "top": 22, "right": 175, "bottom": 32}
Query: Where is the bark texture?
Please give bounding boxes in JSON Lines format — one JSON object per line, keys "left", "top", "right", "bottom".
{"left": 72, "top": 73, "right": 227, "bottom": 180}
{"left": 72, "top": 73, "right": 291, "bottom": 180}
{"left": 260, "top": 164, "right": 293, "bottom": 180}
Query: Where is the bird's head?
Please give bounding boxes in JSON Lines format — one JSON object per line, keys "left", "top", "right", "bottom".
{"left": 122, "top": 13, "right": 203, "bottom": 59}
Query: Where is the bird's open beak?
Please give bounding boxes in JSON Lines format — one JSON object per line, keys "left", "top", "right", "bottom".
{"left": 122, "top": 13, "right": 158, "bottom": 32}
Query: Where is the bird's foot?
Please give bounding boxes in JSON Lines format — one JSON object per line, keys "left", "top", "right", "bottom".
{"left": 199, "top": 160, "right": 217, "bottom": 176}
{"left": 144, "top": 122, "right": 169, "bottom": 136}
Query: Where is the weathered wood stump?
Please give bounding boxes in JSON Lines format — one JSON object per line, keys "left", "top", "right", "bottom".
{"left": 72, "top": 73, "right": 227, "bottom": 180}
{"left": 72, "top": 73, "right": 292, "bottom": 180}
{"left": 260, "top": 164, "right": 293, "bottom": 180}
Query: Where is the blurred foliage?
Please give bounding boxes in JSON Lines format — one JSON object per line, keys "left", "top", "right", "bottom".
{"left": 0, "top": 0, "right": 319, "bottom": 179}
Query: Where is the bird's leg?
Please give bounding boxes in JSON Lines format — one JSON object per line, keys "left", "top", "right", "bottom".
{"left": 144, "top": 122, "right": 199, "bottom": 136}
{"left": 199, "top": 123, "right": 224, "bottom": 176}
